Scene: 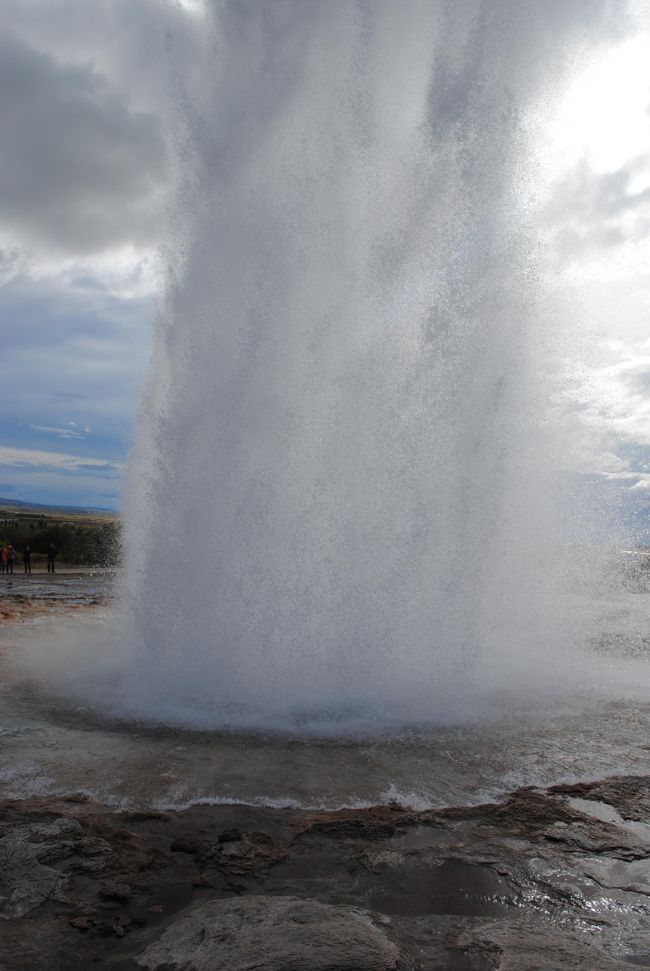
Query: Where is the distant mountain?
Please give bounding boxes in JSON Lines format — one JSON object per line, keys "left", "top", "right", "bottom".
{"left": 0, "top": 497, "right": 118, "bottom": 515}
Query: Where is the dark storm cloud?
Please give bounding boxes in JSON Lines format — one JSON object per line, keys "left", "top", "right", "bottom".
{"left": 0, "top": 32, "right": 168, "bottom": 255}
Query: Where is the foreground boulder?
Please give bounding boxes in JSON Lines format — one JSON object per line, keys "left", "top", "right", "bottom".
{"left": 137, "top": 895, "right": 403, "bottom": 971}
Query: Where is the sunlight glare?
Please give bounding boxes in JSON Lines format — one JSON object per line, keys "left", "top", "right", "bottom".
{"left": 551, "top": 34, "right": 650, "bottom": 176}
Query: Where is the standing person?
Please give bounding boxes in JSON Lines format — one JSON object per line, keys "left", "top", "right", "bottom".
{"left": 47, "top": 543, "right": 57, "bottom": 573}
{"left": 7, "top": 544, "right": 15, "bottom": 574}
{"left": 23, "top": 545, "right": 31, "bottom": 575}
{"left": 0, "top": 544, "right": 6, "bottom": 573}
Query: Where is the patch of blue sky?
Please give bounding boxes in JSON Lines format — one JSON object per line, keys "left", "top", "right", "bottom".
{"left": 2, "top": 271, "right": 153, "bottom": 507}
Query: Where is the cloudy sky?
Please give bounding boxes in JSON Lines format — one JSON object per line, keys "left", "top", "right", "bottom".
{"left": 1, "top": 1, "right": 649, "bottom": 538}
{"left": 547, "top": 11, "right": 650, "bottom": 541}
{"left": 0, "top": 0, "right": 192, "bottom": 508}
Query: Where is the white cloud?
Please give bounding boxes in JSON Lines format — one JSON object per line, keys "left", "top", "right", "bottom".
{"left": 534, "top": 16, "right": 650, "bottom": 503}
{"left": 29, "top": 425, "right": 84, "bottom": 440}
{"left": 0, "top": 446, "right": 124, "bottom": 475}
{"left": 545, "top": 155, "right": 650, "bottom": 257}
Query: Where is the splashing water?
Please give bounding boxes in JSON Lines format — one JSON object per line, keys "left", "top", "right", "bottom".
{"left": 119, "top": 1, "right": 622, "bottom": 731}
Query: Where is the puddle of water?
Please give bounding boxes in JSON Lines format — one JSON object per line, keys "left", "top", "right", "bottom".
{"left": 368, "top": 860, "right": 513, "bottom": 917}
{"left": 132, "top": 881, "right": 196, "bottom": 927}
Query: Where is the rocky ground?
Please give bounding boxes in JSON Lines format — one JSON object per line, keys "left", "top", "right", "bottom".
{"left": 1, "top": 587, "right": 649, "bottom": 969}
{"left": 1, "top": 776, "right": 650, "bottom": 970}
{"left": 0, "top": 571, "right": 110, "bottom": 625}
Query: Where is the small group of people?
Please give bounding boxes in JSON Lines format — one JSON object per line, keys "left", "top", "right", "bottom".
{"left": 1, "top": 543, "right": 57, "bottom": 575}
{"left": 0, "top": 544, "right": 16, "bottom": 573}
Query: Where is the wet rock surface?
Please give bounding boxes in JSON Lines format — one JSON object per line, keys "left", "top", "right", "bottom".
{"left": 1, "top": 776, "right": 649, "bottom": 969}
{"left": 0, "top": 570, "right": 112, "bottom": 625}
{"left": 137, "top": 895, "right": 402, "bottom": 971}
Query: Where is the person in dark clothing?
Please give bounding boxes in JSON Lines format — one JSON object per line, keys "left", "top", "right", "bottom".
{"left": 47, "top": 543, "right": 57, "bottom": 573}
{"left": 23, "top": 545, "right": 32, "bottom": 575}
{"left": 7, "top": 545, "right": 15, "bottom": 574}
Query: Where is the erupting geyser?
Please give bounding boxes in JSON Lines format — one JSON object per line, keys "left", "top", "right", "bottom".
{"left": 121, "top": 1, "right": 609, "bottom": 731}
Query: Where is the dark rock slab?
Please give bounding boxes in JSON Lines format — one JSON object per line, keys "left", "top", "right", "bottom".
{"left": 137, "top": 895, "right": 403, "bottom": 971}
{"left": 0, "top": 818, "right": 79, "bottom": 918}
{"left": 457, "top": 916, "right": 635, "bottom": 970}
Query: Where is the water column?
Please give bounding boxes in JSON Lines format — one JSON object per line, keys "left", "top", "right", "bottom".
{"left": 122, "top": 1, "right": 612, "bottom": 730}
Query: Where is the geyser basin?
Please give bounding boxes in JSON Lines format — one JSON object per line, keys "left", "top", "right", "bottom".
{"left": 117, "top": 2, "right": 630, "bottom": 728}
{"left": 1, "top": 564, "right": 649, "bottom": 810}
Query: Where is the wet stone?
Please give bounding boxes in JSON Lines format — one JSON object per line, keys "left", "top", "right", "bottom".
{"left": 137, "top": 895, "right": 403, "bottom": 971}
{"left": 368, "top": 860, "right": 514, "bottom": 918}
{"left": 0, "top": 821, "right": 75, "bottom": 919}
{"left": 3, "top": 777, "right": 650, "bottom": 969}
{"left": 203, "top": 830, "right": 289, "bottom": 875}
